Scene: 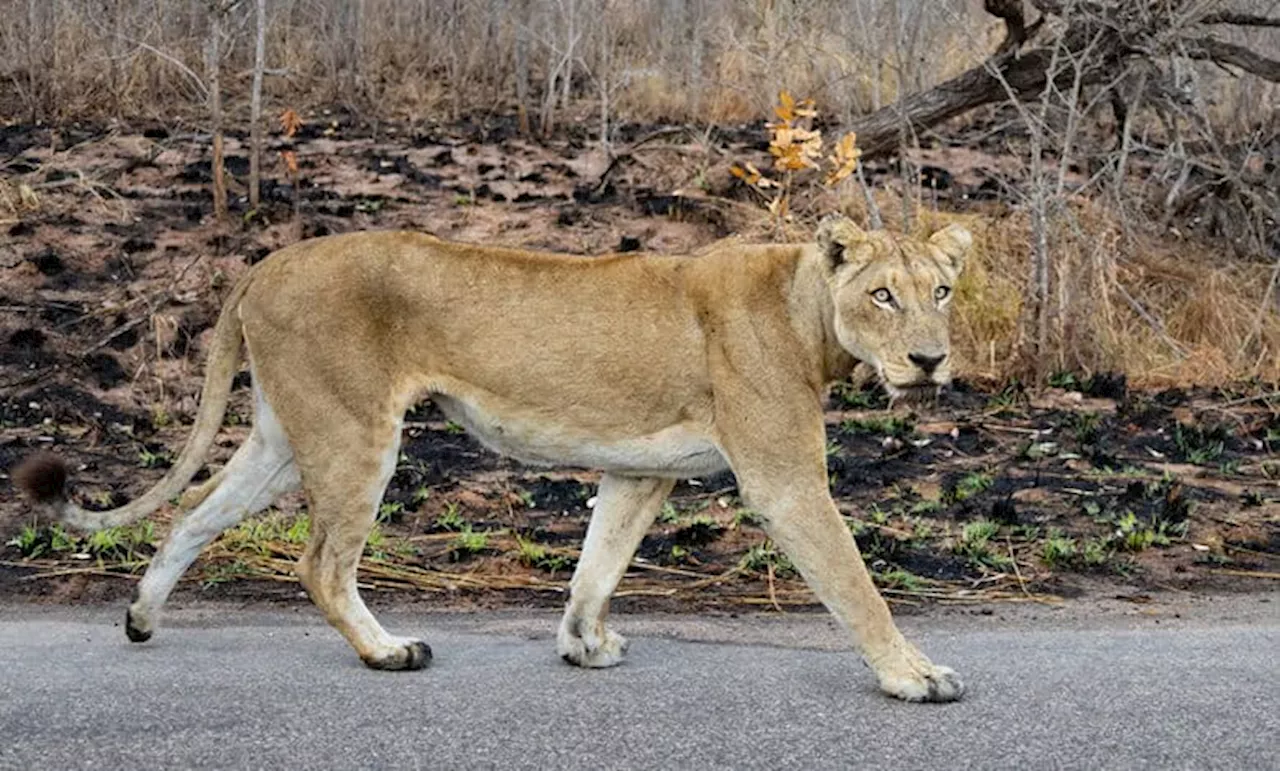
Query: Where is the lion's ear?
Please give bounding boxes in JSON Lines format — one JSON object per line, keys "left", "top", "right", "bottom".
{"left": 815, "top": 214, "right": 869, "bottom": 271}
{"left": 928, "top": 223, "right": 973, "bottom": 277}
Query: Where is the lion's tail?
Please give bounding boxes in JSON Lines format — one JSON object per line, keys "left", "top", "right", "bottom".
{"left": 14, "top": 272, "right": 255, "bottom": 532}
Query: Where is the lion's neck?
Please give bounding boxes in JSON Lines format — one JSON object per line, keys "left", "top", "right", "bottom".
{"left": 790, "top": 248, "right": 857, "bottom": 385}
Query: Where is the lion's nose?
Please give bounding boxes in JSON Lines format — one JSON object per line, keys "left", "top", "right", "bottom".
{"left": 908, "top": 352, "right": 946, "bottom": 376}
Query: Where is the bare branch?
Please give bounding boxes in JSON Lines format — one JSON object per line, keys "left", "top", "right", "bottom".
{"left": 1182, "top": 37, "right": 1280, "bottom": 83}
{"left": 1198, "top": 12, "right": 1280, "bottom": 28}
{"left": 128, "top": 40, "right": 209, "bottom": 101}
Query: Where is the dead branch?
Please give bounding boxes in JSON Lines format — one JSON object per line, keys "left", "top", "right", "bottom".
{"left": 1199, "top": 12, "right": 1280, "bottom": 28}
{"left": 846, "top": 1, "right": 1280, "bottom": 159}
{"left": 1182, "top": 37, "right": 1280, "bottom": 83}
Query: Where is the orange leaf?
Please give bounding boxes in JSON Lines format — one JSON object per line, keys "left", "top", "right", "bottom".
{"left": 279, "top": 108, "right": 302, "bottom": 138}
{"left": 824, "top": 131, "right": 861, "bottom": 186}
{"left": 774, "top": 90, "right": 795, "bottom": 123}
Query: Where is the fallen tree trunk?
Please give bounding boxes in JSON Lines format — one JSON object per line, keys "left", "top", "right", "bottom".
{"left": 848, "top": 0, "right": 1280, "bottom": 160}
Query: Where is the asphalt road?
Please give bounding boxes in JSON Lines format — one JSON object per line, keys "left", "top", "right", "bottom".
{"left": 1, "top": 600, "right": 1277, "bottom": 770}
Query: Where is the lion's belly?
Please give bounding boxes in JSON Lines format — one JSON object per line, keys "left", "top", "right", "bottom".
{"left": 432, "top": 395, "right": 727, "bottom": 478}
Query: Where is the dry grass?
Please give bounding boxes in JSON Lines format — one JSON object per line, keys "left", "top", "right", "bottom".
{"left": 0, "top": 0, "right": 989, "bottom": 125}
{"left": 2, "top": 523, "right": 1059, "bottom": 608}
{"left": 928, "top": 203, "right": 1280, "bottom": 387}
{"left": 4, "top": 1, "right": 1274, "bottom": 132}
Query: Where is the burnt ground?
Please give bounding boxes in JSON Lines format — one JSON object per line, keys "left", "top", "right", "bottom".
{"left": 1, "top": 116, "right": 1277, "bottom": 611}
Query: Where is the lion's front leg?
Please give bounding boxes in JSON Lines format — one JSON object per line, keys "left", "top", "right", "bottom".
{"left": 716, "top": 383, "right": 963, "bottom": 703}
{"left": 753, "top": 486, "right": 964, "bottom": 702}
{"left": 558, "top": 474, "right": 674, "bottom": 668}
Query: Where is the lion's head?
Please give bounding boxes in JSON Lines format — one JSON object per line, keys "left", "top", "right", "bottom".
{"left": 815, "top": 215, "right": 971, "bottom": 400}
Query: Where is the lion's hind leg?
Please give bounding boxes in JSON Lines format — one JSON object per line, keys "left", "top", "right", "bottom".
{"left": 127, "top": 385, "right": 300, "bottom": 642}
{"left": 557, "top": 474, "right": 674, "bottom": 668}
{"left": 292, "top": 416, "right": 431, "bottom": 671}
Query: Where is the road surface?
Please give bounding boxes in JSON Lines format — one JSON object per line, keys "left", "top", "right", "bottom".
{"left": 1, "top": 598, "right": 1276, "bottom": 770}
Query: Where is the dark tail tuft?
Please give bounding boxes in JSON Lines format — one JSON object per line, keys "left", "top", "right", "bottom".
{"left": 13, "top": 452, "right": 70, "bottom": 505}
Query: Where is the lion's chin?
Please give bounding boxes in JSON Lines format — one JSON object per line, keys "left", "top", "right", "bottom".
{"left": 883, "top": 382, "right": 942, "bottom": 406}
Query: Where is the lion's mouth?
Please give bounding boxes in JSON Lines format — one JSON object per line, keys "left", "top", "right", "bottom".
{"left": 884, "top": 382, "right": 941, "bottom": 406}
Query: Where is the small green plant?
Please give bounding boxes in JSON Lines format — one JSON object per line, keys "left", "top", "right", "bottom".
{"left": 953, "top": 519, "right": 1013, "bottom": 571}
{"left": 90, "top": 521, "right": 156, "bottom": 560}
{"left": 412, "top": 486, "right": 432, "bottom": 506}
{"left": 1014, "top": 524, "right": 1041, "bottom": 541}
{"left": 959, "top": 519, "right": 999, "bottom": 550}
{"left": 365, "top": 524, "right": 388, "bottom": 559}
{"left": 1047, "top": 371, "right": 1081, "bottom": 390}
{"left": 150, "top": 406, "right": 173, "bottom": 429}
{"left": 733, "top": 508, "right": 765, "bottom": 527}
{"left": 867, "top": 504, "right": 890, "bottom": 526}
{"left": 514, "top": 535, "right": 574, "bottom": 572}
{"left": 515, "top": 489, "right": 536, "bottom": 508}
{"left": 739, "top": 541, "right": 795, "bottom": 577}
{"left": 6, "top": 523, "right": 78, "bottom": 558}
{"left": 1109, "top": 511, "right": 1185, "bottom": 552}
{"left": 874, "top": 568, "right": 924, "bottom": 591}
{"left": 7, "top": 520, "right": 154, "bottom": 561}
{"left": 1083, "top": 499, "right": 1104, "bottom": 519}
{"left": 220, "top": 512, "right": 310, "bottom": 555}
{"left": 378, "top": 501, "right": 404, "bottom": 524}
{"left": 137, "top": 447, "right": 172, "bottom": 469}
{"left": 951, "top": 471, "right": 995, "bottom": 503}
{"left": 675, "top": 515, "right": 724, "bottom": 546}
{"left": 282, "top": 514, "right": 310, "bottom": 543}
{"left": 1080, "top": 538, "right": 1110, "bottom": 566}
{"left": 434, "top": 503, "right": 467, "bottom": 531}
{"left": 987, "top": 381, "right": 1023, "bottom": 410}
{"left": 6, "top": 524, "right": 42, "bottom": 556}
{"left": 909, "top": 499, "right": 943, "bottom": 516}
{"left": 841, "top": 414, "right": 915, "bottom": 439}
{"left": 450, "top": 525, "right": 489, "bottom": 557}
{"left": 200, "top": 559, "right": 251, "bottom": 588}
{"left": 1068, "top": 412, "right": 1103, "bottom": 445}
{"left": 658, "top": 501, "right": 681, "bottom": 525}
{"left": 1041, "top": 530, "right": 1077, "bottom": 567}
{"left": 443, "top": 420, "right": 466, "bottom": 435}
{"left": 1173, "top": 422, "right": 1228, "bottom": 465}
{"left": 830, "top": 380, "right": 882, "bottom": 409}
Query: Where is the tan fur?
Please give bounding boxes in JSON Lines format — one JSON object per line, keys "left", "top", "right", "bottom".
{"left": 20, "top": 215, "right": 971, "bottom": 701}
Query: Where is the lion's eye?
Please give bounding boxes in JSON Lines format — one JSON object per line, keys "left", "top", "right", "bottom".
{"left": 934, "top": 286, "right": 951, "bottom": 302}
{"left": 871, "top": 288, "right": 894, "bottom": 305}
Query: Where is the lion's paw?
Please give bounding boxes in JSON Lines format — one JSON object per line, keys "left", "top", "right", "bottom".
{"left": 125, "top": 603, "right": 154, "bottom": 643}
{"left": 877, "top": 663, "right": 964, "bottom": 703}
{"left": 557, "top": 620, "right": 628, "bottom": 668}
{"left": 362, "top": 638, "right": 433, "bottom": 671}
{"left": 869, "top": 640, "right": 964, "bottom": 702}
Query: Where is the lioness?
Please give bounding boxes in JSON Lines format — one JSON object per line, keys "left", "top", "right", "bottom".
{"left": 16, "top": 214, "right": 970, "bottom": 702}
